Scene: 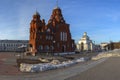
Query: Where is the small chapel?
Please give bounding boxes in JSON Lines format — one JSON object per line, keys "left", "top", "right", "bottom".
{"left": 76, "top": 32, "right": 95, "bottom": 52}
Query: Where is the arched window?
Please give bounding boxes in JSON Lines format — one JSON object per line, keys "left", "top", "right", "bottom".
{"left": 60, "top": 32, "right": 67, "bottom": 41}
{"left": 50, "top": 45, "right": 54, "bottom": 50}
{"left": 51, "top": 36, "right": 53, "bottom": 40}
{"left": 62, "top": 32, "right": 64, "bottom": 41}
{"left": 65, "top": 33, "right": 67, "bottom": 41}
{"left": 40, "top": 35, "right": 42, "bottom": 39}
{"left": 39, "top": 45, "right": 43, "bottom": 50}
{"left": 57, "top": 43, "right": 59, "bottom": 48}
{"left": 45, "top": 45, "right": 49, "bottom": 51}
{"left": 60, "top": 32, "right": 62, "bottom": 41}
{"left": 46, "top": 45, "right": 49, "bottom": 50}
{"left": 46, "top": 36, "right": 48, "bottom": 40}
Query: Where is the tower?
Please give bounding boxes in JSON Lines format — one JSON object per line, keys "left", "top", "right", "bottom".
{"left": 29, "top": 11, "right": 45, "bottom": 56}
{"left": 47, "top": 7, "right": 75, "bottom": 52}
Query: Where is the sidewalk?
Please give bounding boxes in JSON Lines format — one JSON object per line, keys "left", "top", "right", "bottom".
{"left": 66, "top": 57, "right": 120, "bottom": 80}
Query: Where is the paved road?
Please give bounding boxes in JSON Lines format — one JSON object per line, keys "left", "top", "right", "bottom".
{"left": 66, "top": 57, "right": 120, "bottom": 80}
{"left": 0, "top": 58, "right": 107, "bottom": 80}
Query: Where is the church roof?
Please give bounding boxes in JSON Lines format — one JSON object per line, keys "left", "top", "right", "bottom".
{"left": 54, "top": 6, "right": 60, "bottom": 10}
{"left": 81, "top": 32, "right": 90, "bottom": 40}
{"left": 48, "top": 6, "right": 65, "bottom": 24}
{"left": 34, "top": 11, "right": 40, "bottom": 16}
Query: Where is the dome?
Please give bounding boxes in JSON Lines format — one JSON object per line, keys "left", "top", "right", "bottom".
{"left": 82, "top": 32, "right": 89, "bottom": 40}
{"left": 32, "top": 11, "right": 41, "bottom": 20}
{"left": 34, "top": 11, "right": 40, "bottom": 16}
{"left": 54, "top": 6, "right": 60, "bottom": 10}
{"left": 48, "top": 6, "right": 65, "bottom": 24}
{"left": 83, "top": 32, "right": 87, "bottom": 36}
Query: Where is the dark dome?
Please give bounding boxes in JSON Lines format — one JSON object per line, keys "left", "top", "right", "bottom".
{"left": 34, "top": 11, "right": 40, "bottom": 16}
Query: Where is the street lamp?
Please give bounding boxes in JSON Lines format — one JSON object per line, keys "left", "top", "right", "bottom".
{"left": 52, "top": 40, "right": 56, "bottom": 56}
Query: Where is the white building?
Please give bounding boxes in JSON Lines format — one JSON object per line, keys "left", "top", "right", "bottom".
{"left": 76, "top": 32, "right": 94, "bottom": 52}
{"left": 0, "top": 40, "right": 28, "bottom": 52}
{"left": 100, "top": 42, "right": 109, "bottom": 51}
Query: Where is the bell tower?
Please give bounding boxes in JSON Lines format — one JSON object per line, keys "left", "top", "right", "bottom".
{"left": 29, "top": 11, "right": 45, "bottom": 56}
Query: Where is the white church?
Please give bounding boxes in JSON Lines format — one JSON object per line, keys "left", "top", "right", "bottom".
{"left": 76, "top": 32, "right": 95, "bottom": 52}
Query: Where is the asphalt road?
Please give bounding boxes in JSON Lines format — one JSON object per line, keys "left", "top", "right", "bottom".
{"left": 66, "top": 57, "right": 120, "bottom": 80}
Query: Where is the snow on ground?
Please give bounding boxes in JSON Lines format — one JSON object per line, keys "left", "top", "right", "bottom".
{"left": 92, "top": 49, "right": 120, "bottom": 60}
{"left": 20, "top": 49, "right": 120, "bottom": 72}
{"left": 20, "top": 57, "right": 85, "bottom": 72}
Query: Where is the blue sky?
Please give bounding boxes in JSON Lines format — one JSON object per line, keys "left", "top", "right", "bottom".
{"left": 0, "top": 0, "right": 120, "bottom": 44}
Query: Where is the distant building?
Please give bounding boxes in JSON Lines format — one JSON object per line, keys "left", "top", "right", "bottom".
{"left": 29, "top": 6, "right": 75, "bottom": 56}
{"left": 100, "top": 42, "right": 109, "bottom": 51}
{"left": 107, "top": 42, "right": 120, "bottom": 50}
{"left": 76, "top": 32, "right": 95, "bottom": 52}
{"left": 0, "top": 40, "right": 28, "bottom": 52}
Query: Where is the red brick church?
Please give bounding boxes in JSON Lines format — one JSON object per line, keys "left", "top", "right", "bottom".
{"left": 29, "top": 6, "right": 75, "bottom": 56}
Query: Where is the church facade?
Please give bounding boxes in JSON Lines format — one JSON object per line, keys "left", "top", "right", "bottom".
{"left": 29, "top": 7, "right": 75, "bottom": 55}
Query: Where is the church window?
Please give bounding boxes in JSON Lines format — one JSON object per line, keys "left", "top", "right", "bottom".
{"left": 57, "top": 43, "right": 59, "bottom": 48}
{"left": 45, "top": 45, "right": 49, "bottom": 51}
{"left": 49, "top": 36, "right": 50, "bottom": 40}
{"left": 51, "top": 46, "right": 54, "bottom": 50}
{"left": 65, "top": 33, "right": 67, "bottom": 41}
{"left": 39, "top": 45, "right": 43, "bottom": 50}
{"left": 46, "top": 36, "right": 48, "bottom": 40}
{"left": 40, "top": 35, "right": 42, "bottom": 39}
{"left": 60, "top": 32, "right": 68, "bottom": 41}
{"left": 60, "top": 32, "right": 62, "bottom": 41}
{"left": 51, "top": 36, "right": 53, "bottom": 40}
{"left": 63, "top": 32, "right": 65, "bottom": 41}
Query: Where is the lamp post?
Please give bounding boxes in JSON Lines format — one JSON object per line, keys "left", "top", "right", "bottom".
{"left": 52, "top": 40, "right": 56, "bottom": 56}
